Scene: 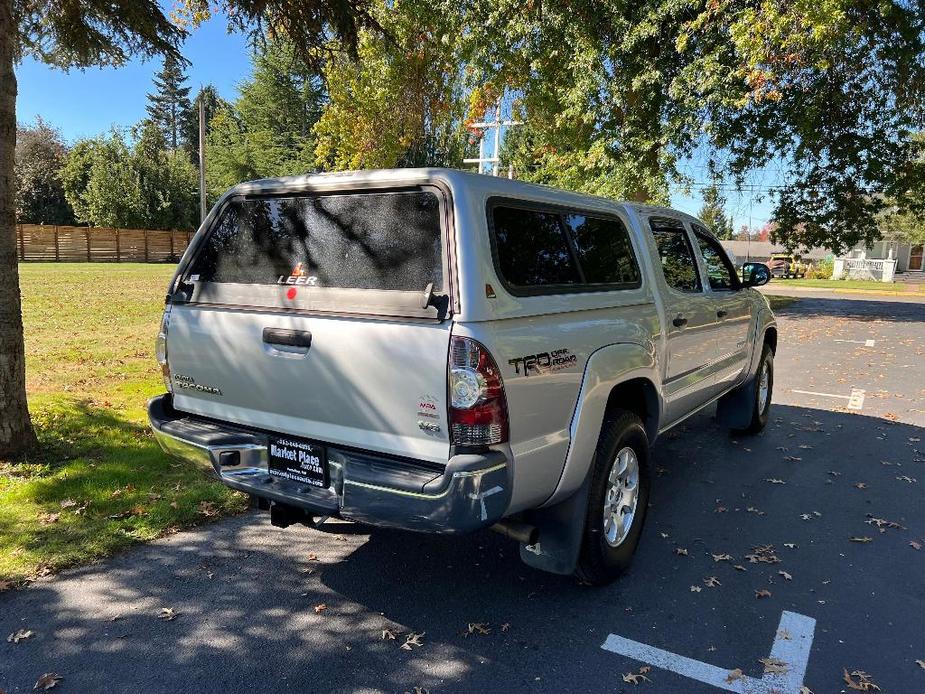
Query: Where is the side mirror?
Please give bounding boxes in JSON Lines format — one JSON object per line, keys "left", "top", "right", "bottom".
{"left": 741, "top": 262, "right": 771, "bottom": 287}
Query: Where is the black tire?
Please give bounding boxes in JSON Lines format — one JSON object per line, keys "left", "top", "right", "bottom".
{"left": 734, "top": 344, "right": 774, "bottom": 435}
{"left": 574, "top": 411, "right": 651, "bottom": 586}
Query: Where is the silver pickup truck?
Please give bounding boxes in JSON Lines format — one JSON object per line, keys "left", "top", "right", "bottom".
{"left": 149, "top": 168, "right": 774, "bottom": 585}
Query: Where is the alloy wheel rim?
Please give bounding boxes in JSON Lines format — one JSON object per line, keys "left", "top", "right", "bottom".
{"left": 602, "top": 446, "right": 640, "bottom": 548}
{"left": 758, "top": 359, "right": 771, "bottom": 413}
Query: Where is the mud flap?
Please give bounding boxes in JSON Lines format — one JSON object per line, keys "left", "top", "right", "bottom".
{"left": 518, "top": 473, "right": 592, "bottom": 575}
{"left": 716, "top": 374, "right": 757, "bottom": 430}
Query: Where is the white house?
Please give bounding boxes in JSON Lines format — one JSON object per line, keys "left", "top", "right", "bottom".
{"left": 833, "top": 240, "right": 924, "bottom": 282}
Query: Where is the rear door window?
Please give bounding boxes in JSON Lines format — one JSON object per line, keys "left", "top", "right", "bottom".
{"left": 649, "top": 217, "right": 702, "bottom": 293}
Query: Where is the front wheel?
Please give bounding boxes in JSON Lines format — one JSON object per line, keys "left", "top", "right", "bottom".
{"left": 574, "top": 411, "right": 651, "bottom": 586}
{"left": 735, "top": 344, "right": 774, "bottom": 435}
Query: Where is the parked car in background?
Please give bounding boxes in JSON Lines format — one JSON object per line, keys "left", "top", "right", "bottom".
{"left": 767, "top": 253, "right": 809, "bottom": 278}
{"left": 149, "top": 169, "right": 776, "bottom": 585}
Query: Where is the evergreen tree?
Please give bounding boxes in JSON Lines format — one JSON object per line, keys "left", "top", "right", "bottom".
{"left": 182, "top": 84, "right": 227, "bottom": 164}
{"left": 697, "top": 184, "right": 734, "bottom": 240}
{"left": 146, "top": 53, "right": 192, "bottom": 150}
{"left": 205, "top": 38, "right": 325, "bottom": 192}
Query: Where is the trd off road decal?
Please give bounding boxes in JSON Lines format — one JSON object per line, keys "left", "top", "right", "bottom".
{"left": 277, "top": 262, "right": 320, "bottom": 286}
{"left": 508, "top": 348, "right": 577, "bottom": 376}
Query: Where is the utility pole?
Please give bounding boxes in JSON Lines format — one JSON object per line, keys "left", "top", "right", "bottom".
{"left": 198, "top": 97, "right": 207, "bottom": 223}
{"left": 463, "top": 97, "right": 523, "bottom": 176}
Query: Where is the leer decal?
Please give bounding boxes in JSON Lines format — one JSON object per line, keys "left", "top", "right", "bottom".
{"left": 277, "top": 262, "right": 320, "bottom": 286}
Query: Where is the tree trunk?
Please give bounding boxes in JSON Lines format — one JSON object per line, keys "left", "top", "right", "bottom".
{"left": 0, "top": 0, "right": 36, "bottom": 458}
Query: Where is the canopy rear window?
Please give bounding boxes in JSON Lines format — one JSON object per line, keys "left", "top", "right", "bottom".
{"left": 189, "top": 190, "right": 443, "bottom": 290}
{"left": 180, "top": 188, "right": 448, "bottom": 319}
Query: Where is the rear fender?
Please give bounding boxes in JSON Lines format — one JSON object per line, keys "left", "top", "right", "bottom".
{"left": 542, "top": 341, "right": 660, "bottom": 509}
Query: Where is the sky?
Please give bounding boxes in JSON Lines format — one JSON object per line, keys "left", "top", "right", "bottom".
{"left": 15, "top": 12, "right": 776, "bottom": 231}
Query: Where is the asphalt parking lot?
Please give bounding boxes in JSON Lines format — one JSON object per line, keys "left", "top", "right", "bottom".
{"left": 1, "top": 292, "right": 923, "bottom": 694}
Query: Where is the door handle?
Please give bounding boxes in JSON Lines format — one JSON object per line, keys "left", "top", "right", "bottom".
{"left": 672, "top": 315, "right": 688, "bottom": 328}
{"left": 716, "top": 309, "right": 728, "bottom": 318}
{"left": 262, "top": 328, "right": 312, "bottom": 348}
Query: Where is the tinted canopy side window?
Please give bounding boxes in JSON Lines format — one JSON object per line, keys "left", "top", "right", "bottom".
{"left": 491, "top": 206, "right": 580, "bottom": 288}
{"left": 189, "top": 191, "right": 443, "bottom": 291}
{"left": 562, "top": 213, "right": 641, "bottom": 286}
{"left": 649, "top": 217, "right": 701, "bottom": 293}
{"left": 692, "top": 225, "right": 739, "bottom": 290}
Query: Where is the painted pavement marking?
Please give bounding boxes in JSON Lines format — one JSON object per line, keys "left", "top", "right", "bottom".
{"left": 833, "top": 339, "right": 876, "bottom": 347}
{"left": 601, "top": 610, "right": 816, "bottom": 693}
{"left": 790, "top": 388, "right": 866, "bottom": 410}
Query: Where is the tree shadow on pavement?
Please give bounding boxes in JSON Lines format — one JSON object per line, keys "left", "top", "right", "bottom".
{"left": 1, "top": 406, "right": 923, "bottom": 693}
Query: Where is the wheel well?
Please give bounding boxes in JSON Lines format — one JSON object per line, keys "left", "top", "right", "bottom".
{"left": 603, "top": 378, "right": 659, "bottom": 443}
{"left": 764, "top": 326, "right": 778, "bottom": 354}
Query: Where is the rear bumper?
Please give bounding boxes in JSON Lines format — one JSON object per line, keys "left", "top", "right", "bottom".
{"left": 148, "top": 394, "right": 511, "bottom": 534}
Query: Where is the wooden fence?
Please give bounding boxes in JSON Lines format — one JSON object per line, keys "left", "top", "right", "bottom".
{"left": 16, "top": 224, "right": 193, "bottom": 263}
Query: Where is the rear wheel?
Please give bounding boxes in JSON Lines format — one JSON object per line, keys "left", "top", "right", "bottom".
{"left": 575, "top": 411, "right": 651, "bottom": 586}
{"left": 734, "top": 344, "right": 774, "bottom": 435}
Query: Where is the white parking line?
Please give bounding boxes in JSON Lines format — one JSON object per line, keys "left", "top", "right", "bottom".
{"left": 601, "top": 611, "right": 816, "bottom": 693}
{"left": 847, "top": 389, "right": 866, "bottom": 410}
{"left": 833, "top": 339, "right": 876, "bottom": 347}
{"left": 790, "top": 388, "right": 866, "bottom": 410}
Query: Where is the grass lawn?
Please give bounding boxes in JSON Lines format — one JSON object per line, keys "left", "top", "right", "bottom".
{"left": 0, "top": 264, "right": 247, "bottom": 586}
{"left": 772, "top": 277, "right": 925, "bottom": 293}
{"left": 765, "top": 295, "right": 798, "bottom": 310}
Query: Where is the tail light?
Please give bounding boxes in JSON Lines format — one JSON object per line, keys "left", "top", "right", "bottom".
{"left": 448, "top": 336, "right": 509, "bottom": 446}
{"left": 155, "top": 306, "right": 172, "bottom": 393}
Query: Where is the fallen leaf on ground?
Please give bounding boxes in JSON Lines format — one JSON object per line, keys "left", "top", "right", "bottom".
{"left": 38, "top": 513, "right": 59, "bottom": 525}
{"left": 500, "top": 623, "right": 511, "bottom": 632}
{"left": 59, "top": 499, "right": 77, "bottom": 509}
{"left": 915, "top": 659, "right": 925, "bottom": 669}
{"left": 622, "top": 669, "right": 652, "bottom": 685}
{"left": 759, "top": 657, "right": 788, "bottom": 674}
{"left": 33, "top": 673, "right": 62, "bottom": 690}
{"left": 725, "top": 669, "right": 744, "bottom": 683}
{"left": 198, "top": 501, "right": 219, "bottom": 517}
{"left": 157, "top": 608, "right": 178, "bottom": 621}
{"left": 400, "top": 632, "right": 425, "bottom": 650}
{"left": 712, "top": 553, "right": 734, "bottom": 562}
{"left": 734, "top": 565, "right": 747, "bottom": 572}
{"left": 463, "top": 622, "right": 491, "bottom": 637}
{"left": 703, "top": 576, "right": 721, "bottom": 588}
{"left": 865, "top": 515, "right": 906, "bottom": 532}
{"left": 307, "top": 553, "right": 318, "bottom": 561}
{"left": 778, "top": 571, "right": 793, "bottom": 581}
{"left": 690, "top": 585, "right": 702, "bottom": 592}
{"left": 765, "top": 478, "right": 787, "bottom": 485}
{"left": 314, "top": 603, "right": 327, "bottom": 614}
{"left": 799, "top": 687, "right": 814, "bottom": 694}
{"left": 910, "top": 541, "right": 922, "bottom": 550}
{"left": 843, "top": 669, "right": 881, "bottom": 691}
{"left": 850, "top": 537, "right": 873, "bottom": 543}
{"left": 8, "top": 629, "right": 34, "bottom": 643}
{"left": 853, "top": 482, "right": 868, "bottom": 490}
{"left": 755, "top": 589, "right": 772, "bottom": 599}
{"left": 674, "top": 547, "right": 688, "bottom": 556}
{"left": 381, "top": 629, "right": 397, "bottom": 640}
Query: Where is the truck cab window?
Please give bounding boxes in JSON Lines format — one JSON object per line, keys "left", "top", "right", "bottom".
{"left": 648, "top": 217, "right": 701, "bottom": 293}
{"left": 692, "top": 226, "right": 739, "bottom": 291}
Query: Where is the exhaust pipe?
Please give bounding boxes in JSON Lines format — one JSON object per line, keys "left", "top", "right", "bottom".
{"left": 491, "top": 520, "right": 538, "bottom": 545}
